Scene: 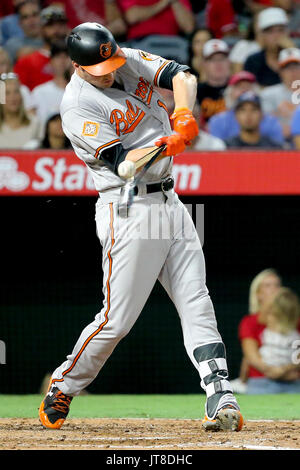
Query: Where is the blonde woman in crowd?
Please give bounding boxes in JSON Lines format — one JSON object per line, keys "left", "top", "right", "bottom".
{"left": 0, "top": 46, "right": 33, "bottom": 112}
{"left": 251, "top": 287, "right": 300, "bottom": 393}
{"left": 0, "top": 73, "right": 40, "bottom": 149}
{"left": 231, "top": 268, "right": 282, "bottom": 393}
{"left": 237, "top": 269, "right": 300, "bottom": 394}
{"left": 248, "top": 268, "right": 282, "bottom": 316}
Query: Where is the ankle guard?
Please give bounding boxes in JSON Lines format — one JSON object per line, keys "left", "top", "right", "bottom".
{"left": 194, "top": 342, "right": 234, "bottom": 420}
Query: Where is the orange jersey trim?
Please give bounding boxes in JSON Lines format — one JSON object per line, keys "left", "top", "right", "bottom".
{"left": 146, "top": 87, "right": 153, "bottom": 106}
{"left": 157, "top": 99, "right": 169, "bottom": 114}
{"left": 95, "top": 139, "right": 120, "bottom": 159}
{"left": 123, "top": 110, "right": 145, "bottom": 134}
{"left": 154, "top": 60, "right": 170, "bottom": 87}
{"left": 52, "top": 203, "right": 115, "bottom": 385}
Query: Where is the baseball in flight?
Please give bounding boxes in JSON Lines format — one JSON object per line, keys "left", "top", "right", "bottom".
{"left": 118, "top": 160, "right": 136, "bottom": 179}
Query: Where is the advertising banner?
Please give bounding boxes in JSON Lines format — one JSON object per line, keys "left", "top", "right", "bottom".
{"left": 1, "top": 150, "right": 300, "bottom": 196}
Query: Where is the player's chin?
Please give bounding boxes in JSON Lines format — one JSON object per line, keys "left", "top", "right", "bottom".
{"left": 99, "top": 78, "right": 115, "bottom": 88}
{"left": 104, "top": 80, "right": 115, "bottom": 87}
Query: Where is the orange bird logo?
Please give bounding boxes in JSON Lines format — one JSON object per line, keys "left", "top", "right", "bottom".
{"left": 100, "top": 42, "right": 112, "bottom": 59}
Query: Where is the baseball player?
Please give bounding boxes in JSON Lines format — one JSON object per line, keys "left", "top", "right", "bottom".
{"left": 39, "top": 23, "right": 243, "bottom": 432}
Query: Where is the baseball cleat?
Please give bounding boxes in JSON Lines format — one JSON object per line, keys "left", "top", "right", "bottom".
{"left": 39, "top": 381, "right": 73, "bottom": 429}
{"left": 202, "top": 406, "right": 244, "bottom": 432}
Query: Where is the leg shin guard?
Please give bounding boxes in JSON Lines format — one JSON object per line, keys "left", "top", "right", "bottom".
{"left": 194, "top": 342, "right": 238, "bottom": 420}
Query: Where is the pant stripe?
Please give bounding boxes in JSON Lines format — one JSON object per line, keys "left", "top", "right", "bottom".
{"left": 52, "top": 203, "right": 115, "bottom": 386}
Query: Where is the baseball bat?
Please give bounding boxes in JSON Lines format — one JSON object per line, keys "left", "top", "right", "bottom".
{"left": 118, "top": 144, "right": 167, "bottom": 218}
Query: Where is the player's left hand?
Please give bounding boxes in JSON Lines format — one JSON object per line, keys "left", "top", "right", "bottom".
{"left": 155, "top": 133, "right": 186, "bottom": 156}
{"left": 170, "top": 107, "right": 199, "bottom": 145}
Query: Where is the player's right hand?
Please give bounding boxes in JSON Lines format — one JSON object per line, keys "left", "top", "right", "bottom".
{"left": 155, "top": 133, "right": 186, "bottom": 157}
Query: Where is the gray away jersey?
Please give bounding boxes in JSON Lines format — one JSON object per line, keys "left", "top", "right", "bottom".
{"left": 60, "top": 48, "right": 177, "bottom": 193}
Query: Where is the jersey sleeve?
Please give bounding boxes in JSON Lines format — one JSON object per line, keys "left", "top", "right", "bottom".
{"left": 123, "top": 47, "right": 182, "bottom": 88}
{"left": 63, "top": 108, "right": 119, "bottom": 158}
{"left": 62, "top": 108, "right": 128, "bottom": 174}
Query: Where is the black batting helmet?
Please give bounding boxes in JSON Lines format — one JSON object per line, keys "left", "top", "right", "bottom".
{"left": 67, "top": 22, "right": 126, "bottom": 76}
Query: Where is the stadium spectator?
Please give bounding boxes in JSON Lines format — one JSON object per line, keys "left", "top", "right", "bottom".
{"left": 0, "top": 73, "right": 40, "bottom": 149}
{"left": 205, "top": 0, "right": 238, "bottom": 39}
{"left": 288, "top": 0, "right": 300, "bottom": 46}
{"left": 189, "top": 0, "right": 207, "bottom": 28}
{"left": 242, "top": 286, "right": 300, "bottom": 394}
{"left": 116, "top": 0, "right": 195, "bottom": 41}
{"left": 0, "top": 1, "right": 15, "bottom": 18}
{"left": 0, "top": 47, "right": 34, "bottom": 112}
{"left": 45, "top": 0, "right": 127, "bottom": 39}
{"left": 197, "top": 39, "right": 230, "bottom": 128}
{"left": 41, "top": 113, "right": 71, "bottom": 149}
{"left": 244, "top": 7, "right": 294, "bottom": 87}
{"left": 236, "top": 269, "right": 300, "bottom": 394}
{"left": 254, "top": 287, "right": 300, "bottom": 394}
{"left": 101, "top": 0, "right": 127, "bottom": 40}
{"left": 0, "top": 47, "right": 12, "bottom": 75}
{"left": 14, "top": 5, "right": 69, "bottom": 90}
{"left": 245, "top": 0, "right": 292, "bottom": 14}
{"left": 290, "top": 104, "right": 300, "bottom": 149}
{"left": 190, "top": 131, "right": 227, "bottom": 150}
{"left": 188, "top": 28, "right": 213, "bottom": 80}
{"left": 4, "top": 0, "right": 43, "bottom": 63}
{"left": 225, "top": 91, "right": 283, "bottom": 148}
{"left": 0, "top": 0, "right": 29, "bottom": 46}
{"left": 31, "top": 41, "right": 71, "bottom": 129}
{"left": 208, "top": 71, "right": 284, "bottom": 144}
{"left": 260, "top": 48, "right": 300, "bottom": 141}
{"left": 231, "top": 268, "right": 282, "bottom": 394}
{"left": 229, "top": 18, "right": 263, "bottom": 74}
{"left": 13, "top": 45, "right": 37, "bottom": 61}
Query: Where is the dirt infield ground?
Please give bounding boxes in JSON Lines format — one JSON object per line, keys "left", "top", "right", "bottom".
{"left": 1, "top": 418, "right": 300, "bottom": 450}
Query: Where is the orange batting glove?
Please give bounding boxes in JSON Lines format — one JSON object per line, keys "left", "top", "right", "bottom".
{"left": 155, "top": 133, "right": 186, "bottom": 156}
{"left": 170, "top": 107, "right": 199, "bottom": 145}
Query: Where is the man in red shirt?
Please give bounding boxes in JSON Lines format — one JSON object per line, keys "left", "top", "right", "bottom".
{"left": 46, "top": 0, "right": 106, "bottom": 29}
{"left": 0, "top": 0, "right": 15, "bottom": 18}
{"left": 45, "top": 0, "right": 127, "bottom": 40}
{"left": 116, "top": 0, "right": 195, "bottom": 40}
{"left": 14, "top": 6, "right": 69, "bottom": 90}
{"left": 206, "top": 0, "right": 237, "bottom": 39}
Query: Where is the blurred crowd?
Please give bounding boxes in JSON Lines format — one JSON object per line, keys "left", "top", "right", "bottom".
{"left": 1, "top": 0, "right": 300, "bottom": 150}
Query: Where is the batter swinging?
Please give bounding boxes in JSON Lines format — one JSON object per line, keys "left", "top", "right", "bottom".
{"left": 39, "top": 22, "right": 243, "bottom": 432}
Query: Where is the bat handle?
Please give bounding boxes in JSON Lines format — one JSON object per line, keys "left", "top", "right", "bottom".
{"left": 118, "top": 177, "right": 135, "bottom": 218}
{"left": 118, "top": 144, "right": 167, "bottom": 218}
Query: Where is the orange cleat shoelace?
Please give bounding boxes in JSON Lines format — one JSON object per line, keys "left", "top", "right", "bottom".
{"left": 51, "top": 391, "right": 72, "bottom": 414}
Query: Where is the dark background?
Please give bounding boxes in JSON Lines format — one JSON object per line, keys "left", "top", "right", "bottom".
{"left": 1, "top": 195, "right": 300, "bottom": 394}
